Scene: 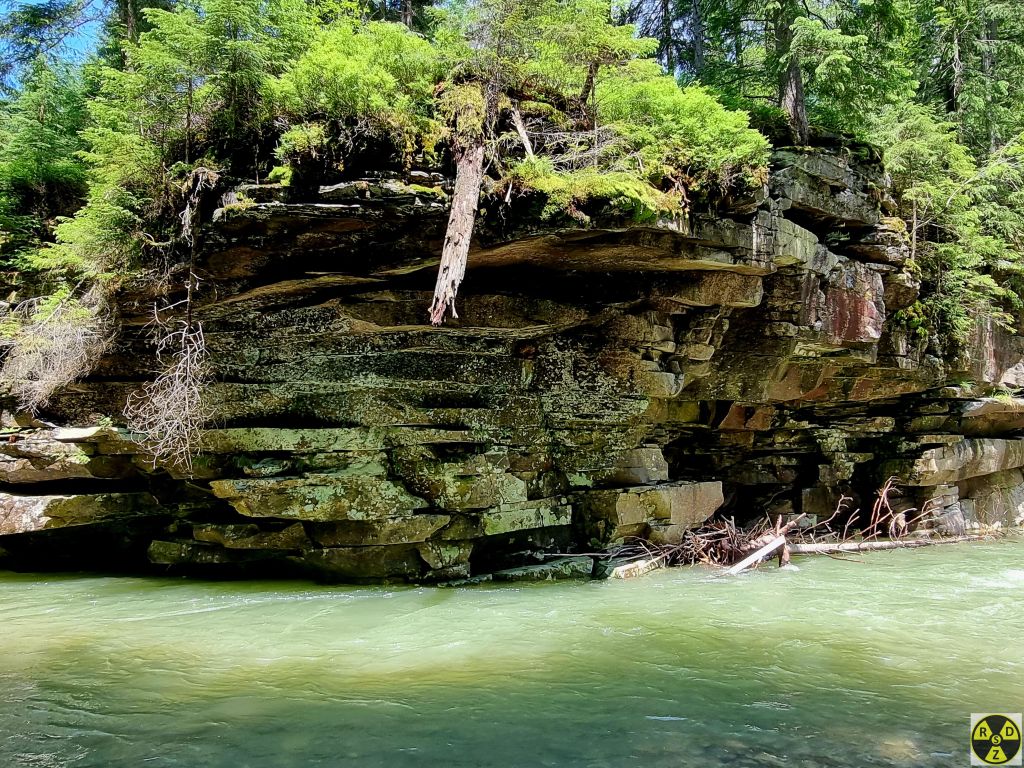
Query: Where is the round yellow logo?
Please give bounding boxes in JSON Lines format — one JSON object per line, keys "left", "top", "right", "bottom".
{"left": 973, "top": 715, "right": 1023, "bottom": 765}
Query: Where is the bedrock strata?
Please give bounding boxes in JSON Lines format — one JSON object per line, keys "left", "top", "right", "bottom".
{"left": 2, "top": 145, "right": 1023, "bottom": 581}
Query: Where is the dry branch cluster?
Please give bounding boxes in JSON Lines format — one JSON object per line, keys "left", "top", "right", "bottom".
{"left": 800, "top": 477, "right": 927, "bottom": 545}
{"left": 0, "top": 289, "right": 110, "bottom": 413}
{"left": 123, "top": 309, "right": 211, "bottom": 474}
{"left": 613, "top": 514, "right": 803, "bottom": 569}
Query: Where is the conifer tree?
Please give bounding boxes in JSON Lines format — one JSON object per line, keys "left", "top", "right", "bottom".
{"left": 0, "top": 57, "right": 87, "bottom": 261}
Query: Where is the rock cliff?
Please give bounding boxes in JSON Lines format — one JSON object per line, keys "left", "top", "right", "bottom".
{"left": 2, "top": 142, "right": 1023, "bottom": 581}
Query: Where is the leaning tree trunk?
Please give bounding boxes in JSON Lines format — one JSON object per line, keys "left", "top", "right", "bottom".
{"left": 428, "top": 140, "right": 486, "bottom": 325}
{"left": 774, "top": 1, "right": 809, "bottom": 146}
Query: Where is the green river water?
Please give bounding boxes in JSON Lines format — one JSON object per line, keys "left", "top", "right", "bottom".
{"left": 2, "top": 539, "right": 1022, "bottom": 767}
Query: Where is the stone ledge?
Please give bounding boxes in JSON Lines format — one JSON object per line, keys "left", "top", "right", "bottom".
{"left": 883, "top": 438, "right": 1024, "bottom": 486}
{"left": 1, "top": 492, "right": 163, "bottom": 536}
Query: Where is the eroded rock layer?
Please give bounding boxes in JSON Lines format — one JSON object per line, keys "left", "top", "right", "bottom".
{"left": 2, "top": 144, "right": 1023, "bottom": 581}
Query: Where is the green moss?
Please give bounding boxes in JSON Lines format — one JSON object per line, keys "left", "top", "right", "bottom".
{"left": 408, "top": 183, "right": 446, "bottom": 198}
{"left": 222, "top": 192, "right": 255, "bottom": 212}
{"left": 275, "top": 122, "right": 329, "bottom": 165}
{"left": 436, "top": 83, "right": 487, "bottom": 146}
{"left": 267, "top": 165, "right": 293, "bottom": 186}
{"left": 506, "top": 157, "right": 681, "bottom": 224}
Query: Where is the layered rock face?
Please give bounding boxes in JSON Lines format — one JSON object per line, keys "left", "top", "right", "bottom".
{"left": 2, "top": 144, "right": 1023, "bottom": 580}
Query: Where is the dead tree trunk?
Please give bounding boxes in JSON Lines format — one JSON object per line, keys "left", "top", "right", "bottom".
{"left": 511, "top": 103, "right": 534, "bottom": 158}
{"left": 725, "top": 536, "right": 786, "bottom": 575}
{"left": 580, "top": 61, "right": 598, "bottom": 108}
{"left": 981, "top": 16, "right": 1000, "bottom": 153}
{"left": 950, "top": 25, "right": 964, "bottom": 115}
{"left": 428, "top": 140, "right": 486, "bottom": 325}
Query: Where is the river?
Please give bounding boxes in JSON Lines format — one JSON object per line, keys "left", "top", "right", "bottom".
{"left": 1, "top": 538, "right": 1022, "bottom": 767}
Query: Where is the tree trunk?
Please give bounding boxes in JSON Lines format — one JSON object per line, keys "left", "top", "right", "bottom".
{"left": 118, "top": 0, "right": 139, "bottom": 43}
{"left": 185, "top": 76, "right": 193, "bottom": 165}
{"left": 948, "top": 24, "right": 964, "bottom": 115}
{"left": 579, "top": 61, "right": 598, "bottom": 107}
{"left": 910, "top": 198, "right": 917, "bottom": 263}
{"left": 691, "top": 0, "right": 705, "bottom": 76}
{"left": 733, "top": 16, "right": 743, "bottom": 96}
{"left": 774, "top": 1, "right": 808, "bottom": 146}
{"left": 789, "top": 537, "right": 985, "bottom": 555}
{"left": 725, "top": 535, "right": 786, "bottom": 575}
{"left": 401, "top": 0, "right": 414, "bottom": 29}
{"left": 660, "top": 0, "right": 676, "bottom": 72}
{"left": 981, "top": 16, "right": 1000, "bottom": 152}
{"left": 510, "top": 104, "right": 534, "bottom": 158}
{"left": 428, "top": 140, "right": 486, "bottom": 325}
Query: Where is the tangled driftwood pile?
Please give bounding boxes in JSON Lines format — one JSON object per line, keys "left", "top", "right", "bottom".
{"left": 608, "top": 477, "right": 989, "bottom": 574}
{"left": 611, "top": 514, "right": 804, "bottom": 571}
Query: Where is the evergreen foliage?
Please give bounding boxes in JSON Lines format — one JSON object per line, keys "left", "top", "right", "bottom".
{"left": 870, "top": 103, "right": 1024, "bottom": 352}
{"left": 273, "top": 16, "right": 442, "bottom": 173}
{"left": 0, "top": 57, "right": 87, "bottom": 263}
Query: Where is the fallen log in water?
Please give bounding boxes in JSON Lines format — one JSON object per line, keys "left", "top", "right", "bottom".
{"left": 724, "top": 535, "right": 786, "bottom": 575}
{"left": 790, "top": 535, "right": 988, "bottom": 555}
{"left": 609, "top": 555, "right": 667, "bottom": 579}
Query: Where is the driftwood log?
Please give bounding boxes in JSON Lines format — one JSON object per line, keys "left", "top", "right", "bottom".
{"left": 726, "top": 513, "right": 806, "bottom": 573}
{"left": 725, "top": 535, "right": 786, "bottom": 575}
{"left": 790, "top": 535, "right": 988, "bottom": 554}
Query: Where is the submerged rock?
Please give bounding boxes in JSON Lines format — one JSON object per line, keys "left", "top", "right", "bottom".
{"left": 492, "top": 556, "right": 595, "bottom": 582}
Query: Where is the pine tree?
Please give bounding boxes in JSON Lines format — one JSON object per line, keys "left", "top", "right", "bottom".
{"left": 633, "top": 0, "right": 913, "bottom": 142}
{"left": 912, "top": 0, "right": 1024, "bottom": 156}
